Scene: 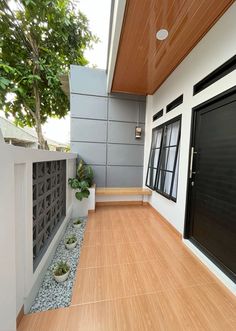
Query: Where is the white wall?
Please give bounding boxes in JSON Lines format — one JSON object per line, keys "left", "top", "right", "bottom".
{"left": 15, "top": 164, "right": 26, "bottom": 318}
{"left": 144, "top": 3, "right": 236, "bottom": 234}
{"left": 0, "top": 142, "right": 77, "bottom": 331}
{"left": 0, "top": 154, "right": 16, "bottom": 331}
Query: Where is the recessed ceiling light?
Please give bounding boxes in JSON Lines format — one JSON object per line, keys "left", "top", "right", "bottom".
{"left": 156, "top": 29, "right": 169, "bottom": 41}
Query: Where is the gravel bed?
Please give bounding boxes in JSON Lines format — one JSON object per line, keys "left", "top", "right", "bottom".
{"left": 30, "top": 217, "right": 87, "bottom": 313}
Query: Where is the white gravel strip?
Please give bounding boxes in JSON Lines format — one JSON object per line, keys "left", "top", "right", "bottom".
{"left": 30, "top": 217, "right": 87, "bottom": 313}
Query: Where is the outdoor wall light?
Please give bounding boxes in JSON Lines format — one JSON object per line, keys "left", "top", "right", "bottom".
{"left": 156, "top": 29, "right": 169, "bottom": 40}
{"left": 135, "top": 126, "right": 142, "bottom": 139}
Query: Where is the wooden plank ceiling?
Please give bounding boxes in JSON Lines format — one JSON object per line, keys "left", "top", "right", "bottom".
{"left": 111, "top": 0, "right": 233, "bottom": 95}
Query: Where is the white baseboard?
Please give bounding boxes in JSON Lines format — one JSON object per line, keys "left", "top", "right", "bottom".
{"left": 183, "top": 239, "right": 236, "bottom": 295}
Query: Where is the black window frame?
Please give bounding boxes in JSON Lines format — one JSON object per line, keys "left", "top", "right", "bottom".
{"left": 146, "top": 115, "right": 182, "bottom": 202}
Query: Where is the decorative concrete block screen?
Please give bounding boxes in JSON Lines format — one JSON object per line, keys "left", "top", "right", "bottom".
{"left": 33, "top": 160, "right": 66, "bottom": 270}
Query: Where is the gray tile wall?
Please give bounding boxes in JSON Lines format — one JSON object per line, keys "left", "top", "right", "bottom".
{"left": 70, "top": 66, "right": 146, "bottom": 187}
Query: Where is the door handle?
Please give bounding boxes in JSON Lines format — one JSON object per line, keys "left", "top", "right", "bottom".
{"left": 189, "top": 147, "right": 197, "bottom": 178}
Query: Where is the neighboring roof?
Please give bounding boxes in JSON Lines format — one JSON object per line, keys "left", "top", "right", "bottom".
{"left": 0, "top": 117, "right": 38, "bottom": 143}
{"left": 0, "top": 116, "right": 68, "bottom": 148}
{"left": 47, "top": 138, "right": 68, "bottom": 148}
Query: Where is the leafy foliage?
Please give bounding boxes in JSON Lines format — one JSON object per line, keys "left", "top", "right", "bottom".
{"left": 53, "top": 261, "right": 70, "bottom": 276}
{"left": 73, "top": 218, "right": 82, "bottom": 225}
{"left": 68, "top": 177, "right": 90, "bottom": 201}
{"left": 0, "top": 0, "right": 97, "bottom": 148}
{"left": 65, "top": 235, "right": 77, "bottom": 244}
{"left": 77, "top": 159, "right": 94, "bottom": 187}
{"left": 68, "top": 160, "right": 94, "bottom": 201}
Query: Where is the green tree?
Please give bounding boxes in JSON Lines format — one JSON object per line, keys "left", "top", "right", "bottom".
{"left": 0, "top": 0, "right": 97, "bottom": 148}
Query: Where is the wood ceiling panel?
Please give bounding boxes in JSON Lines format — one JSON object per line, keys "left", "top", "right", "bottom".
{"left": 111, "top": 0, "right": 233, "bottom": 95}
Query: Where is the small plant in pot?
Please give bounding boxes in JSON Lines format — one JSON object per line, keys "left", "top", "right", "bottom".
{"left": 68, "top": 159, "right": 94, "bottom": 202}
{"left": 73, "top": 218, "right": 83, "bottom": 228}
{"left": 65, "top": 234, "right": 77, "bottom": 250}
{"left": 53, "top": 261, "right": 70, "bottom": 283}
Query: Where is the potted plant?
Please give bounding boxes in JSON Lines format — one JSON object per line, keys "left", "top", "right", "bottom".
{"left": 73, "top": 218, "right": 83, "bottom": 229}
{"left": 68, "top": 159, "right": 94, "bottom": 217}
{"left": 53, "top": 261, "right": 70, "bottom": 283}
{"left": 65, "top": 234, "right": 77, "bottom": 250}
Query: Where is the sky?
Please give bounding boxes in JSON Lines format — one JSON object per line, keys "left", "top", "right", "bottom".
{"left": 42, "top": 0, "right": 111, "bottom": 144}
{"left": 1, "top": 0, "right": 111, "bottom": 144}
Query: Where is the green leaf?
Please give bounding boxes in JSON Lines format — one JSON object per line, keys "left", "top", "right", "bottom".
{"left": 75, "top": 191, "right": 83, "bottom": 201}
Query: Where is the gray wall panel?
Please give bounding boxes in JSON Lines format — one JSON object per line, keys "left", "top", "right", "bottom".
{"left": 71, "top": 94, "right": 107, "bottom": 120}
{"left": 109, "top": 98, "right": 140, "bottom": 122}
{"left": 108, "top": 144, "right": 144, "bottom": 166}
{"left": 107, "top": 166, "right": 143, "bottom": 187}
{"left": 70, "top": 66, "right": 146, "bottom": 187}
{"left": 71, "top": 142, "right": 106, "bottom": 165}
{"left": 90, "top": 166, "right": 106, "bottom": 187}
{"left": 139, "top": 102, "right": 146, "bottom": 123}
{"left": 108, "top": 122, "right": 145, "bottom": 145}
{"left": 70, "top": 66, "right": 107, "bottom": 96}
{"left": 71, "top": 119, "right": 107, "bottom": 143}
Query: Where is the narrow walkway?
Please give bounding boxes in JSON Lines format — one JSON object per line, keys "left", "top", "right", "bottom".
{"left": 19, "top": 205, "right": 236, "bottom": 331}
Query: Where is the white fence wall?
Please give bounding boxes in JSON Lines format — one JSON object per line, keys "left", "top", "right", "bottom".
{"left": 0, "top": 141, "right": 77, "bottom": 331}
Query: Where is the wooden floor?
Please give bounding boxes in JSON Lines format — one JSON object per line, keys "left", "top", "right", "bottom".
{"left": 19, "top": 205, "right": 236, "bottom": 331}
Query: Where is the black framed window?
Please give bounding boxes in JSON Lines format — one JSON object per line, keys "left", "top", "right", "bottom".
{"left": 146, "top": 116, "right": 181, "bottom": 201}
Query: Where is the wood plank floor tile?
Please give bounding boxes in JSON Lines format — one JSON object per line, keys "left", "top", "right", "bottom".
{"left": 19, "top": 205, "right": 236, "bottom": 331}
{"left": 67, "top": 285, "right": 236, "bottom": 331}
{"left": 119, "top": 261, "right": 165, "bottom": 296}
{"left": 18, "top": 307, "right": 69, "bottom": 331}
{"left": 162, "top": 284, "right": 236, "bottom": 331}
{"left": 116, "top": 242, "right": 149, "bottom": 264}
{"left": 79, "top": 243, "right": 118, "bottom": 268}
{"left": 71, "top": 264, "right": 125, "bottom": 305}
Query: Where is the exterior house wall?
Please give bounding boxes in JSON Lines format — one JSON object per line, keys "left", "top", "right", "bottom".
{"left": 143, "top": 2, "right": 236, "bottom": 235}
{"left": 70, "top": 66, "right": 146, "bottom": 187}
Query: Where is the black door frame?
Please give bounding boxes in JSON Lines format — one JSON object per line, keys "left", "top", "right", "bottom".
{"left": 184, "top": 85, "right": 236, "bottom": 282}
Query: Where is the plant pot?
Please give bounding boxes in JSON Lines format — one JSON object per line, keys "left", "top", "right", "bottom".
{"left": 53, "top": 269, "right": 70, "bottom": 283}
{"left": 72, "top": 186, "right": 95, "bottom": 218}
{"left": 73, "top": 222, "right": 82, "bottom": 229}
{"left": 65, "top": 240, "right": 77, "bottom": 250}
{"left": 72, "top": 197, "right": 89, "bottom": 218}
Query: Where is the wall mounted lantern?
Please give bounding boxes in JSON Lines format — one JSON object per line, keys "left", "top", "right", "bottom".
{"left": 135, "top": 126, "right": 142, "bottom": 139}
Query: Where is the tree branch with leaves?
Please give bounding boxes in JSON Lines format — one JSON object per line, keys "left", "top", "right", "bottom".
{"left": 0, "top": 0, "right": 98, "bottom": 149}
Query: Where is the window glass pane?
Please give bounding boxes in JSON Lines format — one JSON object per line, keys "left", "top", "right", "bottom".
{"left": 154, "top": 149, "right": 160, "bottom": 167}
{"left": 155, "top": 128, "right": 163, "bottom": 148}
{"left": 170, "top": 121, "right": 180, "bottom": 146}
{"left": 146, "top": 168, "right": 151, "bottom": 186}
{"left": 151, "top": 168, "right": 157, "bottom": 188}
{"left": 148, "top": 149, "right": 155, "bottom": 167}
{"left": 157, "top": 170, "right": 164, "bottom": 191}
{"left": 159, "top": 147, "right": 168, "bottom": 170}
{"left": 147, "top": 167, "right": 156, "bottom": 188}
{"left": 172, "top": 149, "right": 180, "bottom": 199}
{"left": 164, "top": 172, "right": 173, "bottom": 195}
{"left": 151, "top": 130, "right": 157, "bottom": 148}
{"left": 163, "top": 124, "right": 172, "bottom": 147}
{"left": 166, "top": 147, "right": 177, "bottom": 171}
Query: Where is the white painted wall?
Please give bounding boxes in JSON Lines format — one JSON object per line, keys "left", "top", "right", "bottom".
{"left": 143, "top": 3, "right": 236, "bottom": 234}
{"left": 0, "top": 143, "right": 77, "bottom": 330}
{"left": 15, "top": 164, "right": 26, "bottom": 317}
{"left": 0, "top": 158, "right": 16, "bottom": 331}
